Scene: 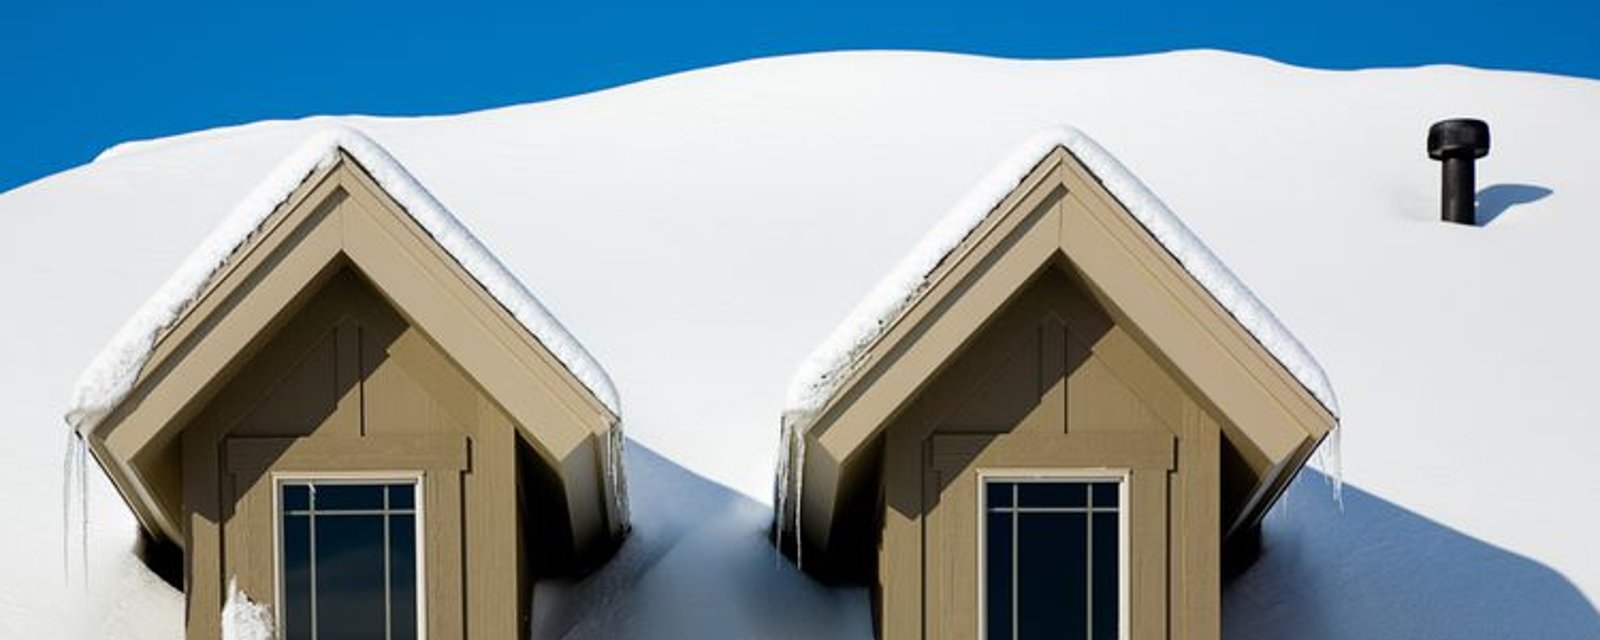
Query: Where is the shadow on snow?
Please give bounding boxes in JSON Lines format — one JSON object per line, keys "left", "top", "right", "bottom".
{"left": 1224, "top": 470, "right": 1599, "bottom": 640}
{"left": 530, "top": 440, "right": 872, "bottom": 640}
{"left": 1476, "top": 183, "right": 1553, "bottom": 226}
{"left": 530, "top": 442, "right": 1599, "bottom": 639}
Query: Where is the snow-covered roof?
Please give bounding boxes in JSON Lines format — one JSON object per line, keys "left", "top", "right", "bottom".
{"left": 63, "top": 126, "right": 622, "bottom": 436}
{"left": 4, "top": 50, "right": 1598, "bottom": 639}
{"left": 782, "top": 125, "right": 1339, "bottom": 427}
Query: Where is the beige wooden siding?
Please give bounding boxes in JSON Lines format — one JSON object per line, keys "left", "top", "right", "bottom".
{"left": 877, "top": 267, "right": 1220, "bottom": 640}
{"left": 178, "top": 267, "right": 525, "bottom": 639}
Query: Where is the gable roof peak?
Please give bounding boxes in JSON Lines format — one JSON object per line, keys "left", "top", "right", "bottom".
{"left": 66, "top": 125, "right": 621, "bottom": 435}
{"left": 782, "top": 126, "right": 1339, "bottom": 427}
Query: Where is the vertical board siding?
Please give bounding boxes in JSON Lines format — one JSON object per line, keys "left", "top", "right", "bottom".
{"left": 186, "top": 265, "right": 524, "bottom": 639}
{"left": 876, "top": 264, "right": 1215, "bottom": 640}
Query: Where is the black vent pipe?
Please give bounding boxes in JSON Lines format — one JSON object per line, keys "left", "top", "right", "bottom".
{"left": 1427, "top": 119, "right": 1491, "bottom": 225}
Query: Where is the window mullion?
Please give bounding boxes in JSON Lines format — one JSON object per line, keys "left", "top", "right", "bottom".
{"left": 1011, "top": 483, "right": 1019, "bottom": 640}
{"left": 1086, "top": 483, "right": 1093, "bottom": 640}
{"left": 309, "top": 486, "right": 319, "bottom": 640}
{"left": 384, "top": 487, "right": 393, "bottom": 640}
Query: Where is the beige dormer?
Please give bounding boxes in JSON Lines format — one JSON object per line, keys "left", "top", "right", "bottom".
{"left": 75, "top": 136, "right": 626, "bottom": 640}
{"left": 777, "top": 140, "right": 1337, "bottom": 640}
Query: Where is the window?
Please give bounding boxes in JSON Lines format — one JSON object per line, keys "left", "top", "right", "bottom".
{"left": 983, "top": 477, "right": 1123, "bottom": 640}
{"left": 279, "top": 480, "right": 422, "bottom": 640}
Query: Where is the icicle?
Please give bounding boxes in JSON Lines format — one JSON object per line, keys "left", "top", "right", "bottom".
{"left": 80, "top": 430, "right": 88, "bottom": 584}
{"left": 772, "top": 412, "right": 813, "bottom": 571}
{"left": 61, "top": 430, "right": 74, "bottom": 583}
{"left": 792, "top": 424, "right": 806, "bottom": 571}
{"left": 772, "top": 421, "right": 791, "bottom": 567}
{"left": 61, "top": 428, "right": 90, "bottom": 586}
{"left": 607, "top": 422, "right": 630, "bottom": 532}
{"left": 1314, "top": 424, "right": 1344, "bottom": 510}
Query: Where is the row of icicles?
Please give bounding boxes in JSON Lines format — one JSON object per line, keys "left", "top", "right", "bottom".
{"left": 56, "top": 407, "right": 1342, "bottom": 592}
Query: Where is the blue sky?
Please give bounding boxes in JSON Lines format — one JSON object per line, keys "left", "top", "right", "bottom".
{"left": 3, "top": 0, "right": 1594, "bottom": 193}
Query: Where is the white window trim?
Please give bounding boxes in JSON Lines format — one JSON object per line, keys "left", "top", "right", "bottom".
{"left": 271, "top": 471, "right": 428, "bottom": 640}
{"left": 976, "top": 468, "right": 1131, "bottom": 640}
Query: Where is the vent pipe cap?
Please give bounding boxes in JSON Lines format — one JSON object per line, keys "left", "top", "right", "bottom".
{"left": 1428, "top": 119, "right": 1490, "bottom": 160}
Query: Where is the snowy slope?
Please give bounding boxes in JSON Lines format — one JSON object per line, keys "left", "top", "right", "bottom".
{"left": 2, "top": 50, "right": 1597, "bottom": 638}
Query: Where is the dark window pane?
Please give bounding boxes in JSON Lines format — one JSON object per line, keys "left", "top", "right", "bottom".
{"left": 315, "top": 484, "right": 385, "bottom": 511}
{"left": 281, "top": 514, "right": 313, "bottom": 640}
{"left": 1090, "top": 482, "right": 1119, "bottom": 509}
{"left": 388, "top": 484, "right": 416, "bottom": 511}
{"left": 1018, "top": 482, "right": 1086, "bottom": 509}
{"left": 1017, "top": 512, "right": 1086, "bottom": 640}
{"left": 1092, "top": 513, "right": 1119, "bottom": 640}
{"left": 985, "top": 511, "right": 1012, "bottom": 639}
{"left": 282, "top": 484, "right": 310, "bottom": 512}
{"left": 314, "top": 514, "right": 387, "bottom": 640}
{"left": 986, "top": 481, "right": 1014, "bottom": 510}
{"left": 390, "top": 514, "right": 418, "bottom": 640}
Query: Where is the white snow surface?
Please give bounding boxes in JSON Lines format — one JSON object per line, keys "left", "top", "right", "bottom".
{"left": 3, "top": 50, "right": 1598, "bottom": 638}
{"left": 63, "top": 127, "right": 621, "bottom": 435}
{"left": 220, "top": 578, "right": 274, "bottom": 640}
{"left": 783, "top": 125, "right": 1339, "bottom": 425}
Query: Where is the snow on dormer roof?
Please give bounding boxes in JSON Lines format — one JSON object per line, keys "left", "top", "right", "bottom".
{"left": 783, "top": 126, "right": 1339, "bottom": 424}
{"left": 65, "top": 126, "right": 621, "bottom": 434}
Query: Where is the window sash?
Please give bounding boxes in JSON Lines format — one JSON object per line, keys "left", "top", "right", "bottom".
{"left": 981, "top": 476, "right": 1126, "bottom": 640}
{"left": 277, "top": 478, "right": 423, "bottom": 640}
